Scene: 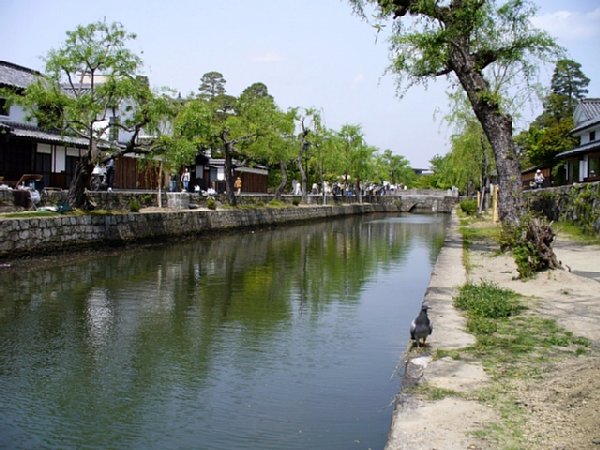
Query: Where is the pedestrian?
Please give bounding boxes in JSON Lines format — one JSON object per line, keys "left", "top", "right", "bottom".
{"left": 534, "top": 169, "right": 544, "bottom": 189}
{"left": 234, "top": 176, "right": 242, "bottom": 196}
{"left": 181, "top": 168, "right": 190, "bottom": 192}
{"left": 106, "top": 157, "right": 115, "bottom": 191}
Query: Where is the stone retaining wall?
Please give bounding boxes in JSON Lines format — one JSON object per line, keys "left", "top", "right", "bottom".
{"left": 0, "top": 203, "right": 405, "bottom": 259}
{"left": 525, "top": 181, "right": 600, "bottom": 235}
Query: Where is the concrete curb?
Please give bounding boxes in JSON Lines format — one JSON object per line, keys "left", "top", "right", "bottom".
{"left": 385, "top": 210, "right": 495, "bottom": 450}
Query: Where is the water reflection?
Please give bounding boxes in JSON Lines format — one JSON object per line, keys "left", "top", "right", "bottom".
{"left": 0, "top": 213, "right": 448, "bottom": 450}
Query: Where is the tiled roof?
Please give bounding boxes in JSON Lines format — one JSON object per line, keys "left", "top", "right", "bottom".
{"left": 556, "top": 139, "right": 600, "bottom": 159}
{"left": 0, "top": 120, "right": 88, "bottom": 147}
{"left": 0, "top": 61, "right": 42, "bottom": 90}
{"left": 571, "top": 118, "right": 600, "bottom": 135}
{"left": 577, "top": 98, "right": 600, "bottom": 122}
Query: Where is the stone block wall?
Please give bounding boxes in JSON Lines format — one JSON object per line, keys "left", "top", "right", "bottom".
{"left": 0, "top": 204, "right": 403, "bottom": 259}
{"left": 525, "top": 181, "right": 600, "bottom": 235}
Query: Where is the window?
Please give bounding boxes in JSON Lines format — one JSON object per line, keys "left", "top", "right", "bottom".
{"left": 0, "top": 98, "right": 9, "bottom": 116}
{"left": 590, "top": 131, "right": 596, "bottom": 142}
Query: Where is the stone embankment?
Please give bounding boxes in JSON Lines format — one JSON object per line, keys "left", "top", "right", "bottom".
{"left": 0, "top": 203, "right": 405, "bottom": 259}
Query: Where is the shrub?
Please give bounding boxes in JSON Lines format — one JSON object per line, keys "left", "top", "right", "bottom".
{"left": 454, "top": 281, "right": 523, "bottom": 319}
{"left": 459, "top": 199, "right": 478, "bottom": 215}
{"left": 206, "top": 197, "right": 217, "bottom": 210}
{"left": 292, "top": 198, "right": 301, "bottom": 206}
{"left": 129, "top": 199, "right": 140, "bottom": 212}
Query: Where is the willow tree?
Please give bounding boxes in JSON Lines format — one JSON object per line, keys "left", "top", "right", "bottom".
{"left": 20, "top": 20, "right": 166, "bottom": 209}
{"left": 338, "top": 124, "right": 365, "bottom": 195}
{"left": 350, "top": 0, "right": 558, "bottom": 227}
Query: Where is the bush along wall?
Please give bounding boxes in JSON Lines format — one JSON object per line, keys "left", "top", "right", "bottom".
{"left": 525, "top": 182, "right": 600, "bottom": 236}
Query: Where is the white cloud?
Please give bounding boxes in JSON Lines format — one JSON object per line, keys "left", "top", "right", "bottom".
{"left": 532, "top": 7, "right": 600, "bottom": 41}
{"left": 251, "top": 50, "right": 283, "bottom": 63}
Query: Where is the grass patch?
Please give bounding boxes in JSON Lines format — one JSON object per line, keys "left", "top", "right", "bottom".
{"left": 0, "top": 210, "right": 60, "bottom": 218}
{"left": 454, "top": 281, "right": 524, "bottom": 322}
{"left": 434, "top": 348, "right": 462, "bottom": 360}
{"left": 266, "top": 199, "right": 288, "bottom": 208}
{"left": 553, "top": 221, "right": 600, "bottom": 245}
{"left": 454, "top": 282, "right": 589, "bottom": 373}
{"left": 457, "top": 213, "right": 501, "bottom": 271}
{"left": 405, "top": 382, "right": 463, "bottom": 401}
{"left": 448, "top": 281, "right": 591, "bottom": 447}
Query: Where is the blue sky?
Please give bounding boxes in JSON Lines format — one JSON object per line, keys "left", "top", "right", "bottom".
{"left": 3, "top": 0, "right": 600, "bottom": 168}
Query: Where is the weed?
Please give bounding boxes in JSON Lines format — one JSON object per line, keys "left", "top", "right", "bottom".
{"left": 454, "top": 281, "right": 523, "bottom": 319}
{"left": 460, "top": 198, "right": 478, "bottom": 215}
{"left": 129, "top": 199, "right": 140, "bottom": 212}
{"left": 434, "top": 349, "right": 462, "bottom": 360}
{"left": 406, "top": 383, "right": 462, "bottom": 401}
{"left": 267, "top": 199, "right": 287, "bottom": 208}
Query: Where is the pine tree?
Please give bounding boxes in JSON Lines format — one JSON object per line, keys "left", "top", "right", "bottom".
{"left": 549, "top": 59, "right": 590, "bottom": 114}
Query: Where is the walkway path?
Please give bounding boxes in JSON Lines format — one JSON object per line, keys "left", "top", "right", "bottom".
{"left": 385, "top": 214, "right": 600, "bottom": 449}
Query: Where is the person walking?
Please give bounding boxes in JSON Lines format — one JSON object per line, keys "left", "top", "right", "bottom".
{"left": 181, "top": 168, "right": 190, "bottom": 192}
{"left": 106, "top": 158, "right": 115, "bottom": 192}
{"left": 234, "top": 176, "right": 242, "bottom": 196}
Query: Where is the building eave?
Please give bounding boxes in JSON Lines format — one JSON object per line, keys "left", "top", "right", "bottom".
{"left": 1, "top": 121, "right": 89, "bottom": 147}
{"left": 570, "top": 118, "right": 600, "bottom": 135}
{"left": 556, "top": 140, "right": 600, "bottom": 159}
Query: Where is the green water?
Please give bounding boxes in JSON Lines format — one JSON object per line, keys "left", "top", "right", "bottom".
{"left": 0, "top": 213, "right": 448, "bottom": 449}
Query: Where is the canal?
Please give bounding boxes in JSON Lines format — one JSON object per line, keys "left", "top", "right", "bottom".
{"left": 0, "top": 212, "right": 449, "bottom": 450}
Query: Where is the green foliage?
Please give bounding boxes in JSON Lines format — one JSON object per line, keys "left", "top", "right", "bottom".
{"left": 292, "top": 198, "right": 301, "bottom": 206}
{"left": 517, "top": 58, "right": 589, "bottom": 167}
{"left": 267, "top": 199, "right": 287, "bottom": 208}
{"left": 511, "top": 240, "right": 539, "bottom": 279}
{"left": 373, "top": 149, "right": 416, "bottom": 186}
{"left": 139, "top": 194, "right": 153, "bottom": 206}
{"left": 198, "top": 71, "right": 226, "bottom": 100}
{"left": 567, "top": 183, "right": 600, "bottom": 235}
{"left": 22, "top": 20, "right": 143, "bottom": 148}
{"left": 553, "top": 221, "right": 600, "bottom": 245}
{"left": 459, "top": 199, "right": 478, "bottom": 215}
{"left": 550, "top": 59, "right": 590, "bottom": 106}
{"left": 454, "top": 281, "right": 523, "bottom": 321}
{"left": 206, "top": 197, "right": 217, "bottom": 210}
{"left": 129, "top": 199, "right": 140, "bottom": 212}
{"left": 502, "top": 213, "right": 560, "bottom": 278}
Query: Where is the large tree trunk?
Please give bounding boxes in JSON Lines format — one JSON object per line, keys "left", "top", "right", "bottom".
{"left": 450, "top": 47, "right": 522, "bottom": 227}
{"left": 67, "top": 157, "right": 94, "bottom": 209}
{"left": 355, "top": 178, "right": 362, "bottom": 203}
{"left": 449, "top": 39, "right": 562, "bottom": 273}
{"left": 274, "top": 159, "right": 288, "bottom": 199}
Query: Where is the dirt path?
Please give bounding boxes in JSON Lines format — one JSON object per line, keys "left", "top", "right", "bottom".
{"left": 386, "top": 216, "right": 600, "bottom": 449}
{"left": 468, "top": 236, "right": 600, "bottom": 449}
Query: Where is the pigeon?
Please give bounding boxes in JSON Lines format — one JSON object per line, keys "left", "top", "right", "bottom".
{"left": 410, "top": 304, "right": 432, "bottom": 347}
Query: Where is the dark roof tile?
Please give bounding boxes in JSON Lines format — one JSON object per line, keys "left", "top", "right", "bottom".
{"left": 0, "top": 61, "right": 42, "bottom": 90}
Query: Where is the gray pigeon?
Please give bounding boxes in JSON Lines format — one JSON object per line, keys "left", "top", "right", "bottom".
{"left": 410, "top": 304, "right": 432, "bottom": 347}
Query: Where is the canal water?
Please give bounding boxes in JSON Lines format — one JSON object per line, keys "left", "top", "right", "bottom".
{"left": 0, "top": 213, "right": 448, "bottom": 450}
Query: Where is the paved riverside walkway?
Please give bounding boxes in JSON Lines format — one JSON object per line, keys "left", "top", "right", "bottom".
{"left": 385, "top": 213, "right": 497, "bottom": 450}
{"left": 385, "top": 212, "right": 600, "bottom": 449}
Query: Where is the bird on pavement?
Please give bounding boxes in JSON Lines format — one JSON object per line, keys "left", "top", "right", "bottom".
{"left": 410, "top": 304, "right": 432, "bottom": 347}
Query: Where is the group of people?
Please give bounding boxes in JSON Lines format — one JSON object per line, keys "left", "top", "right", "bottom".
{"left": 181, "top": 168, "right": 242, "bottom": 196}
{"left": 91, "top": 157, "right": 115, "bottom": 191}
